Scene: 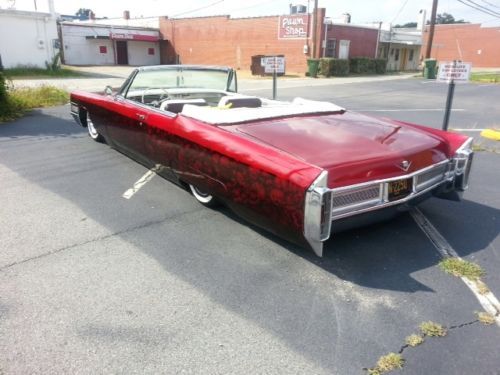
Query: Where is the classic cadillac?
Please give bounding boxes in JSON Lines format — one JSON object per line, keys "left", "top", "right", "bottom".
{"left": 70, "top": 65, "right": 473, "bottom": 256}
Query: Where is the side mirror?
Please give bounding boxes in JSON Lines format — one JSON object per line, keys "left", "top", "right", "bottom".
{"left": 104, "top": 85, "right": 113, "bottom": 96}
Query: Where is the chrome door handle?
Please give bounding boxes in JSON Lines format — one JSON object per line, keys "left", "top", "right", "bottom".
{"left": 136, "top": 114, "right": 146, "bottom": 120}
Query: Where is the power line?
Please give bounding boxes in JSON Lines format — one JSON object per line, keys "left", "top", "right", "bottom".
{"left": 462, "top": 0, "right": 500, "bottom": 15}
{"left": 479, "top": 0, "right": 500, "bottom": 10}
{"left": 391, "top": 0, "right": 410, "bottom": 23}
{"left": 456, "top": 0, "right": 500, "bottom": 17}
{"left": 172, "top": 0, "right": 225, "bottom": 18}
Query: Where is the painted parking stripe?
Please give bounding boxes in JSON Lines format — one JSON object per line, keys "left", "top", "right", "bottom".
{"left": 122, "top": 166, "right": 159, "bottom": 199}
{"left": 410, "top": 207, "right": 500, "bottom": 326}
{"left": 451, "top": 129, "right": 486, "bottom": 132}
{"left": 355, "top": 108, "right": 465, "bottom": 112}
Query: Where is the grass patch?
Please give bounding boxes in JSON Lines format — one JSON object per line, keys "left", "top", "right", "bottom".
{"left": 470, "top": 72, "right": 500, "bottom": 83}
{"left": 439, "top": 258, "right": 485, "bottom": 280}
{"left": 472, "top": 144, "right": 487, "bottom": 152}
{"left": 368, "top": 353, "right": 405, "bottom": 374}
{"left": 475, "top": 279, "right": 490, "bottom": 295}
{"left": 405, "top": 334, "right": 424, "bottom": 347}
{"left": 4, "top": 66, "right": 82, "bottom": 79}
{"left": 0, "top": 85, "right": 68, "bottom": 122}
{"left": 420, "top": 321, "right": 447, "bottom": 337}
{"left": 476, "top": 311, "right": 496, "bottom": 325}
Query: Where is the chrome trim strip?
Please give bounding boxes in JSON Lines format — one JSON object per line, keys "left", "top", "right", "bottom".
{"left": 304, "top": 170, "right": 330, "bottom": 257}
{"left": 329, "top": 159, "right": 454, "bottom": 221}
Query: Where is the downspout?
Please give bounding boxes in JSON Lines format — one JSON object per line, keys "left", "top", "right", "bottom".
{"left": 375, "top": 21, "right": 382, "bottom": 58}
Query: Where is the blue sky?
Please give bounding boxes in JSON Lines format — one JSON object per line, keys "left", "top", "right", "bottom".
{"left": 2, "top": 0, "right": 499, "bottom": 26}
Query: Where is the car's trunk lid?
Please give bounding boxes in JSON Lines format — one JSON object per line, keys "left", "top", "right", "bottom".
{"left": 228, "top": 111, "right": 451, "bottom": 187}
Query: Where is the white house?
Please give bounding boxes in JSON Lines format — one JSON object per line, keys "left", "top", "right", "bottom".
{"left": 0, "top": 8, "right": 58, "bottom": 69}
{"left": 60, "top": 22, "right": 161, "bottom": 66}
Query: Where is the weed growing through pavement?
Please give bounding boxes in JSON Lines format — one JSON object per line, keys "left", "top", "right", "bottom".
{"left": 476, "top": 311, "right": 496, "bottom": 325}
{"left": 439, "top": 258, "right": 485, "bottom": 280}
{"left": 420, "top": 321, "right": 447, "bottom": 337}
{"left": 405, "top": 334, "right": 424, "bottom": 347}
{"left": 367, "top": 353, "right": 404, "bottom": 374}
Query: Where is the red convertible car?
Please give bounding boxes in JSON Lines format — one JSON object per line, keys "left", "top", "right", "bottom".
{"left": 70, "top": 65, "right": 473, "bottom": 256}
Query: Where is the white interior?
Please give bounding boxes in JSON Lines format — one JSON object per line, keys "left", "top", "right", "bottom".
{"left": 180, "top": 97, "right": 345, "bottom": 125}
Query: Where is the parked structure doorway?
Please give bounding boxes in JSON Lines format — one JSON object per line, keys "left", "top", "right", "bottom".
{"left": 116, "top": 41, "right": 128, "bottom": 65}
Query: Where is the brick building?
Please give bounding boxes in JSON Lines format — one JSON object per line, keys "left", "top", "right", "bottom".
{"left": 323, "top": 23, "right": 379, "bottom": 59}
{"left": 159, "top": 8, "right": 382, "bottom": 73}
{"left": 422, "top": 23, "right": 500, "bottom": 68}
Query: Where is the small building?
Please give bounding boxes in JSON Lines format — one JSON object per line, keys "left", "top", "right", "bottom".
{"left": 322, "top": 23, "right": 379, "bottom": 59}
{"left": 378, "top": 27, "right": 422, "bottom": 71}
{"left": 0, "top": 8, "right": 58, "bottom": 69}
{"left": 59, "top": 22, "right": 161, "bottom": 66}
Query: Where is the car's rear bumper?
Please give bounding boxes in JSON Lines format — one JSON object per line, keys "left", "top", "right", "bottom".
{"left": 304, "top": 140, "right": 474, "bottom": 256}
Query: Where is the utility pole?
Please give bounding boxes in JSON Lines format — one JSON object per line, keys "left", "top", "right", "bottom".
{"left": 425, "top": 0, "right": 438, "bottom": 59}
{"left": 312, "top": 0, "right": 318, "bottom": 58}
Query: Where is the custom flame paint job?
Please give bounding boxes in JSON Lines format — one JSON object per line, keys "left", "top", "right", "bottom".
{"left": 70, "top": 66, "right": 472, "bottom": 255}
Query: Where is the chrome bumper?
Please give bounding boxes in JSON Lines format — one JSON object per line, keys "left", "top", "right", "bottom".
{"left": 304, "top": 140, "right": 474, "bottom": 257}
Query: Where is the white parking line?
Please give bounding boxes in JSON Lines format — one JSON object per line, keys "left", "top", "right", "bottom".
{"left": 355, "top": 108, "right": 465, "bottom": 112}
{"left": 451, "top": 129, "right": 486, "bottom": 132}
{"left": 122, "top": 167, "right": 159, "bottom": 199}
{"left": 410, "top": 208, "right": 500, "bottom": 326}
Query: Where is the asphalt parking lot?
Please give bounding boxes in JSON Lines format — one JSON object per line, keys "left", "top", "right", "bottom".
{"left": 1, "top": 78, "right": 499, "bottom": 374}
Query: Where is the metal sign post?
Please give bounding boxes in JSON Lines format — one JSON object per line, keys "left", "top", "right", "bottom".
{"left": 437, "top": 60, "right": 472, "bottom": 131}
{"left": 272, "top": 56, "right": 277, "bottom": 100}
{"left": 442, "top": 62, "right": 456, "bottom": 131}
{"left": 262, "top": 56, "right": 285, "bottom": 100}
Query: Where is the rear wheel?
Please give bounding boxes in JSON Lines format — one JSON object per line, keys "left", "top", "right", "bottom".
{"left": 86, "top": 112, "right": 104, "bottom": 143}
{"left": 189, "top": 184, "right": 218, "bottom": 207}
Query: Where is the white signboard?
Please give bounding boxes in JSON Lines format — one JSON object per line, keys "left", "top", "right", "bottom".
{"left": 262, "top": 56, "right": 285, "bottom": 74}
{"left": 437, "top": 61, "right": 472, "bottom": 83}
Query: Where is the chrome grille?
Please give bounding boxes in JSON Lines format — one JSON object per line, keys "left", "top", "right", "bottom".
{"left": 415, "top": 164, "right": 447, "bottom": 191}
{"left": 332, "top": 185, "right": 380, "bottom": 209}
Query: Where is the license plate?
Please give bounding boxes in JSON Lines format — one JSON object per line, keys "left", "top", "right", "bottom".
{"left": 388, "top": 178, "right": 412, "bottom": 201}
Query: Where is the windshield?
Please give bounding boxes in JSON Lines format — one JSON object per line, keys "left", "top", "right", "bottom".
{"left": 126, "top": 67, "right": 234, "bottom": 93}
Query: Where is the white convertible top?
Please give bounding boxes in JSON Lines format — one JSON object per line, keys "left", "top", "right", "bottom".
{"left": 180, "top": 96, "right": 345, "bottom": 125}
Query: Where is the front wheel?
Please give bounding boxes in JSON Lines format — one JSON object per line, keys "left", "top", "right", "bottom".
{"left": 86, "top": 113, "right": 104, "bottom": 143}
{"left": 189, "top": 184, "right": 218, "bottom": 208}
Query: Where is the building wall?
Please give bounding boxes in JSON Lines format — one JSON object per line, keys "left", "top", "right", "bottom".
{"left": 0, "top": 10, "right": 58, "bottom": 68}
{"left": 325, "top": 24, "right": 379, "bottom": 58}
{"left": 61, "top": 23, "right": 160, "bottom": 66}
{"left": 128, "top": 41, "right": 159, "bottom": 66}
{"left": 382, "top": 43, "right": 420, "bottom": 71}
{"left": 159, "top": 9, "right": 325, "bottom": 73}
{"left": 422, "top": 23, "right": 500, "bottom": 68}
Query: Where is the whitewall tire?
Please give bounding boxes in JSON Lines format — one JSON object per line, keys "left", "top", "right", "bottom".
{"left": 86, "top": 113, "right": 104, "bottom": 142}
{"left": 189, "top": 184, "right": 218, "bottom": 207}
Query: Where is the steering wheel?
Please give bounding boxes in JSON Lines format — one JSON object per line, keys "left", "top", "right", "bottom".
{"left": 141, "top": 87, "right": 169, "bottom": 105}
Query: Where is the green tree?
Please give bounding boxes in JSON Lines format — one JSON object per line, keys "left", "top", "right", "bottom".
{"left": 75, "top": 8, "right": 93, "bottom": 20}
{"left": 435, "top": 13, "right": 467, "bottom": 24}
{"left": 394, "top": 22, "right": 417, "bottom": 28}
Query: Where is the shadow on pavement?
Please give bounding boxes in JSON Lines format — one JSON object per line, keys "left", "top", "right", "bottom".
{"left": 2, "top": 108, "right": 499, "bottom": 373}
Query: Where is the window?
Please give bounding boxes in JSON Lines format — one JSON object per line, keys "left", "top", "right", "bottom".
{"left": 326, "top": 39, "right": 336, "bottom": 57}
{"left": 99, "top": 46, "right": 107, "bottom": 54}
{"left": 395, "top": 49, "right": 400, "bottom": 61}
{"left": 148, "top": 48, "right": 155, "bottom": 56}
{"left": 409, "top": 49, "right": 414, "bottom": 61}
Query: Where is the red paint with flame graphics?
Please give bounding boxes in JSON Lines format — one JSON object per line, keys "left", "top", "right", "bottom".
{"left": 70, "top": 66, "right": 473, "bottom": 256}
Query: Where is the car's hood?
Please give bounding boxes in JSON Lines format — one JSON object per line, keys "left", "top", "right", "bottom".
{"left": 228, "top": 111, "right": 451, "bottom": 187}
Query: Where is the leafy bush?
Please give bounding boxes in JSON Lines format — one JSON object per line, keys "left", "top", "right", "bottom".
{"left": 319, "top": 58, "right": 350, "bottom": 77}
{"left": 349, "top": 57, "right": 387, "bottom": 74}
{"left": 374, "top": 59, "right": 387, "bottom": 74}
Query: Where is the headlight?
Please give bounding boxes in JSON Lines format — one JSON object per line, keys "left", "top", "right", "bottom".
{"left": 453, "top": 138, "right": 473, "bottom": 191}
